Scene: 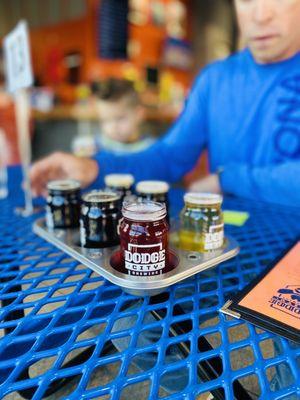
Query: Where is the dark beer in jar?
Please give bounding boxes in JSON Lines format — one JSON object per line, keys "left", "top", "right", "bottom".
{"left": 46, "top": 179, "right": 81, "bottom": 229}
{"left": 104, "top": 173, "right": 134, "bottom": 200}
{"left": 80, "top": 191, "right": 121, "bottom": 248}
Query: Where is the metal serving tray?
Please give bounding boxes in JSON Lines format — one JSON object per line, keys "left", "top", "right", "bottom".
{"left": 33, "top": 218, "right": 239, "bottom": 296}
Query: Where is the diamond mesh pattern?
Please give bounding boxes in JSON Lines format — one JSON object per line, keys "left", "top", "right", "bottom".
{"left": 0, "top": 168, "right": 299, "bottom": 400}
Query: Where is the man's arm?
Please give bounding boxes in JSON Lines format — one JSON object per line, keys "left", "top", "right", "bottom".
{"left": 93, "top": 72, "right": 210, "bottom": 186}
{"left": 220, "top": 162, "right": 300, "bottom": 206}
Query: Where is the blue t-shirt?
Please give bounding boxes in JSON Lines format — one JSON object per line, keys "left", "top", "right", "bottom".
{"left": 94, "top": 49, "right": 300, "bottom": 206}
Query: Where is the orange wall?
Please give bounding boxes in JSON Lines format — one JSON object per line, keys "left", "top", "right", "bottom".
{"left": 29, "top": 0, "right": 193, "bottom": 88}
{"left": 30, "top": 18, "right": 89, "bottom": 84}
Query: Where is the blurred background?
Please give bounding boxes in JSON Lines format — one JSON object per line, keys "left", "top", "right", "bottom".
{"left": 0, "top": 0, "right": 239, "bottom": 181}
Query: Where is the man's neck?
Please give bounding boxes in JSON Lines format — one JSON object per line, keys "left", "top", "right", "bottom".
{"left": 251, "top": 48, "right": 300, "bottom": 65}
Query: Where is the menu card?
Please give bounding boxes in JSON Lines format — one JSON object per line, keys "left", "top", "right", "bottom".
{"left": 220, "top": 241, "right": 300, "bottom": 343}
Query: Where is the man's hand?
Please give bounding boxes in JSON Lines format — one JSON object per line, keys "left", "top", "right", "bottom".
{"left": 188, "top": 174, "right": 221, "bottom": 194}
{"left": 30, "top": 152, "right": 99, "bottom": 197}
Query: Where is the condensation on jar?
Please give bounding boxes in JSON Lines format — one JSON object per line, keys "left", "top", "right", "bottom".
{"left": 119, "top": 201, "right": 169, "bottom": 277}
{"left": 136, "top": 180, "right": 170, "bottom": 221}
{"left": 80, "top": 190, "right": 121, "bottom": 248}
{"left": 179, "top": 192, "right": 224, "bottom": 252}
{"left": 104, "top": 173, "right": 134, "bottom": 200}
{"left": 46, "top": 179, "right": 81, "bottom": 229}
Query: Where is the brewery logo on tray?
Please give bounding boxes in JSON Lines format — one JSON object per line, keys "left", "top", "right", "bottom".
{"left": 269, "top": 285, "right": 300, "bottom": 319}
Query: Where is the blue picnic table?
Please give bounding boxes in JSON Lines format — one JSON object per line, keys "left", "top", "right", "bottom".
{"left": 0, "top": 166, "right": 299, "bottom": 400}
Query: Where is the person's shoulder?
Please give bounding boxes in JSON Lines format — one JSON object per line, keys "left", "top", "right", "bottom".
{"left": 190, "top": 49, "right": 250, "bottom": 96}
{"left": 200, "top": 49, "right": 250, "bottom": 80}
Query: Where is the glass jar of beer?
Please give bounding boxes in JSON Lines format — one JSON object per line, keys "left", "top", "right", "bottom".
{"left": 118, "top": 201, "right": 169, "bottom": 277}
{"left": 46, "top": 179, "right": 81, "bottom": 229}
{"left": 104, "top": 173, "right": 134, "bottom": 200}
{"left": 80, "top": 190, "right": 121, "bottom": 248}
{"left": 136, "top": 180, "right": 170, "bottom": 221}
{"left": 179, "top": 193, "right": 224, "bottom": 252}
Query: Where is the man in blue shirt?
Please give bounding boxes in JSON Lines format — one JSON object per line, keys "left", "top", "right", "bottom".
{"left": 30, "top": 0, "right": 300, "bottom": 207}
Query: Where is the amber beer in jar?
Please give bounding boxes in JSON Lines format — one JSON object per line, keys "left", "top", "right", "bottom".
{"left": 119, "top": 201, "right": 169, "bottom": 276}
{"left": 179, "top": 193, "right": 224, "bottom": 252}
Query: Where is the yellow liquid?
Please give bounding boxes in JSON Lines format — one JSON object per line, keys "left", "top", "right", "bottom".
{"left": 178, "top": 229, "right": 205, "bottom": 252}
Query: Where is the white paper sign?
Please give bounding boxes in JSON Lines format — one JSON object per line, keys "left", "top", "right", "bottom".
{"left": 3, "top": 20, "right": 33, "bottom": 93}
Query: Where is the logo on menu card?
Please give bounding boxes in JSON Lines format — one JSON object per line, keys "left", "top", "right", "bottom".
{"left": 269, "top": 285, "right": 300, "bottom": 319}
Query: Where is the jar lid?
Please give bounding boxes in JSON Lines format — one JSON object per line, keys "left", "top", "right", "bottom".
{"left": 104, "top": 174, "right": 134, "bottom": 189}
{"left": 122, "top": 200, "right": 166, "bottom": 221}
{"left": 83, "top": 190, "right": 120, "bottom": 204}
{"left": 136, "top": 180, "right": 170, "bottom": 194}
{"left": 47, "top": 179, "right": 81, "bottom": 192}
{"left": 184, "top": 192, "right": 223, "bottom": 206}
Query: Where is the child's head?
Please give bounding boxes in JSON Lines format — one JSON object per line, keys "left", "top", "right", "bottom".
{"left": 93, "top": 79, "right": 144, "bottom": 143}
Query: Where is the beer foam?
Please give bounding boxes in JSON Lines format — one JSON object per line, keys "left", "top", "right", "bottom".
{"left": 184, "top": 192, "right": 223, "bottom": 206}
{"left": 105, "top": 173, "right": 134, "bottom": 188}
{"left": 122, "top": 201, "right": 166, "bottom": 221}
{"left": 47, "top": 179, "right": 81, "bottom": 191}
{"left": 136, "top": 180, "right": 169, "bottom": 194}
{"left": 83, "top": 190, "right": 120, "bottom": 203}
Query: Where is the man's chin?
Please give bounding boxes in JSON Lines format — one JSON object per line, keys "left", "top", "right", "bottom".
{"left": 250, "top": 46, "right": 285, "bottom": 64}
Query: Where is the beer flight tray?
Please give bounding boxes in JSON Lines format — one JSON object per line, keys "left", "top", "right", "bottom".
{"left": 33, "top": 218, "right": 239, "bottom": 296}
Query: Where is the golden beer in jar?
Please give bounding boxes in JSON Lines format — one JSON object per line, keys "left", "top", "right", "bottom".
{"left": 179, "top": 193, "right": 224, "bottom": 252}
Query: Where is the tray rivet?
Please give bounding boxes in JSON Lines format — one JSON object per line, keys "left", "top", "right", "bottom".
{"left": 88, "top": 250, "right": 103, "bottom": 259}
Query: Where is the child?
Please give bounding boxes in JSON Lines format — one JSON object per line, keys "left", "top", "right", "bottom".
{"left": 92, "top": 78, "right": 154, "bottom": 154}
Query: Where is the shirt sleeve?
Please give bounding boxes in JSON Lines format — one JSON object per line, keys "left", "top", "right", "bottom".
{"left": 220, "top": 161, "right": 300, "bottom": 206}
{"left": 92, "top": 70, "right": 210, "bottom": 186}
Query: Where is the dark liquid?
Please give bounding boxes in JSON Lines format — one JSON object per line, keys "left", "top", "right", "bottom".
{"left": 46, "top": 189, "right": 81, "bottom": 229}
{"left": 80, "top": 202, "right": 121, "bottom": 248}
{"left": 119, "top": 217, "right": 171, "bottom": 276}
{"left": 107, "top": 185, "right": 132, "bottom": 202}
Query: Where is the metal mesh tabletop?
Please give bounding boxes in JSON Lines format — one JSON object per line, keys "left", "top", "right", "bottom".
{"left": 0, "top": 168, "right": 299, "bottom": 400}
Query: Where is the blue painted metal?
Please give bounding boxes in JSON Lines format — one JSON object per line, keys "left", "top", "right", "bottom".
{"left": 0, "top": 167, "right": 299, "bottom": 399}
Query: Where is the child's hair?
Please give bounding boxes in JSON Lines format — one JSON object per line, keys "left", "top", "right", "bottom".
{"left": 91, "top": 78, "right": 139, "bottom": 107}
